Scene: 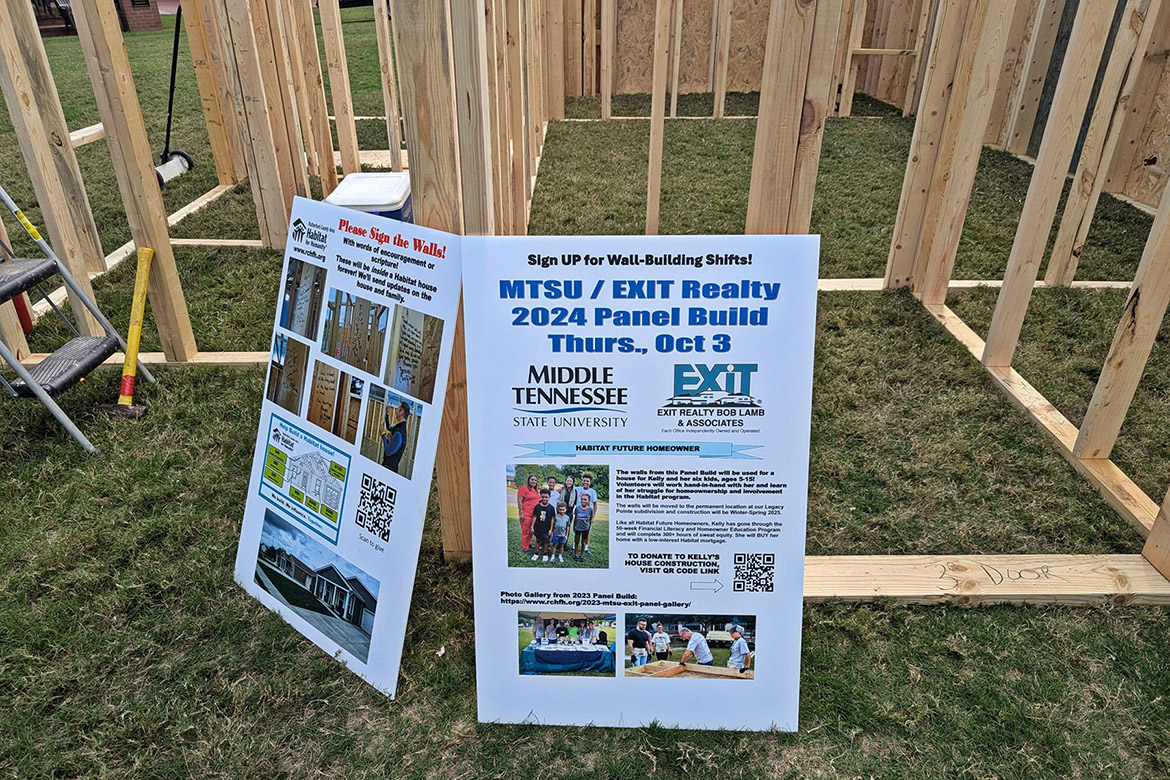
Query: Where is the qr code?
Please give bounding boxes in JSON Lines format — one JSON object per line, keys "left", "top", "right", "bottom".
{"left": 355, "top": 473, "right": 396, "bottom": 542}
{"left": 734, "top": 553, "right": 775, "bottom": 592}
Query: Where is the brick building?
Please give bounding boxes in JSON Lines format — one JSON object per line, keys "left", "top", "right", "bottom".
{"left": 35, "top": 0, "right": 163, "bottom": 37}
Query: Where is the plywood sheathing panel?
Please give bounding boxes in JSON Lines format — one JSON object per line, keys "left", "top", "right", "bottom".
{"left": 1123, "top": 47, "right": 1170, "bottom": 206}
{"left": 725, "top": 0, "right": 770, "bottom": 92}
{"left": 614, "top": 0, "right": 763, "bottom": 94}
{"left": 677, "top": 0, "right": 715, "bottom": 93}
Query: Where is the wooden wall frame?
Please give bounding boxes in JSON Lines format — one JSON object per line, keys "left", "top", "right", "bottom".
{"left": 5, "top": 0, "right": 1170, "bottom": 603}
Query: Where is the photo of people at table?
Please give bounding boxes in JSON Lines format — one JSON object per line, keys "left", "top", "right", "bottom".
{"left": 518, "top": 612, "right": 618, "bottom": 676}
{"left": 506, "top": 464, "right": 609, "bottom": 569}
{"left": 623, "top": 615, "right": 756, "bottom": 679}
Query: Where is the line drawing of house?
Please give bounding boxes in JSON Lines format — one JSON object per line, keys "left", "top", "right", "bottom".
{"left": 286, "top": 451, "right": 343, "bottom": 510}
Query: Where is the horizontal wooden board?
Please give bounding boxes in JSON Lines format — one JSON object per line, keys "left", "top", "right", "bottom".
{"left": 68, "top": 122, "right": 104, "bottom": 148}
{"left": 21, "top": 350, "right": 268, "bottom": 368}
{"left": 815, "top": 278, "right": 1133, "bottom": 291}
{"left": 805, "top": 554, "right": 1170, "bottom": 604}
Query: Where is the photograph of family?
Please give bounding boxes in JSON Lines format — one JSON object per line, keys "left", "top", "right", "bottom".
{"left": 623, "top": 615, "right": 756, "bottom": 680}
{"left": 518, "top": 612, "right": 617, "bottom": 676}
{"left": 506, "top": 465, "right": 609, "bottom": 569}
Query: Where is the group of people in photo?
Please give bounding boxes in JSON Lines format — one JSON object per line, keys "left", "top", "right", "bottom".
{"left": 532, "top": 618, "right": 608, "bottom": 646}
{"left": 516, "top": 472, "right": 598, "bottom": 563}
{"left": 625, "top": 619, "right": 753, "bottom": 673}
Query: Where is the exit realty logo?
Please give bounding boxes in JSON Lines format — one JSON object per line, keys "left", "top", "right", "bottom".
{"left": 659, "top": 363, "right": 764, "bottom": 428}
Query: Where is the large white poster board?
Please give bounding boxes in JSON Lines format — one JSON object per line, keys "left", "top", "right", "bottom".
{"left": 235, "top": 197, "right": 461, "bottom": 696}
{"left": 464, "top": 235, "right": 818, "bottom": 730}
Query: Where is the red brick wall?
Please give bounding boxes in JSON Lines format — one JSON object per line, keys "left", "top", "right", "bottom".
{"left": 118, "top": 0, "right": 163, "bottom": 32}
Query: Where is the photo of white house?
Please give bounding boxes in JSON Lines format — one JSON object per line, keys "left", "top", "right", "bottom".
{"left": 253, "top": 510, "right": 380, "bottom": 662}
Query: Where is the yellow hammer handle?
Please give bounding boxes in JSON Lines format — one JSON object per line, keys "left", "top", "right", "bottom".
{"left": 117, "top": 247, "right": 154, "bottom": 406}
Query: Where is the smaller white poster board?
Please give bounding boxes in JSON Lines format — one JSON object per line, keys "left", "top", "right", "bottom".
{"left": 234, "top": 197, "right": 461, "bottom": 696}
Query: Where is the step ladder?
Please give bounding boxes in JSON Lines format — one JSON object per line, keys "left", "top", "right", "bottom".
{"left": 0, "top": 183, "right": 154, "bottom": 455}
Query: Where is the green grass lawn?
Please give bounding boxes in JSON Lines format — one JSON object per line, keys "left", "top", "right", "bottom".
{"left": 4, "top": 14, "right": 1170, "bottom": 780}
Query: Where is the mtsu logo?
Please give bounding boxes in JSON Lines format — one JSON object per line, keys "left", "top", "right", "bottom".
{"left": 664, "top": 363, "right": 762, "bottom": 407}
{"left": 291, "top": 218, "right": 307, "bottom": 243}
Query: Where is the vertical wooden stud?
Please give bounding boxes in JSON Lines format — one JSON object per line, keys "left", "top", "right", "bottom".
{"left": 505, "top": 0, "right": 531, "bottom": 233}
{"left": 1, "top": 0, "right": 105, "bottom": 278}
{"left": 73, "top": 0, "right": 198, "bottom": 361}
{"left": 788, "top": 0, "right": 845, "bottom": 234}
{"left": 646, "top": 0, "right": 673, "bottom": 235}
{"left": 839, "top": 0, "right": 867, "bottom": 117}
{"left": 865, "top": 0, "right": 892, "bottom": 95}
{"left": 913, "top": 0, "right": 1012, "bottom": 305}
{"left": 183, "top": 0, "right": 242, "bottom": 185}
{"left": 0, "top": 1, "right": 102, "bottom": 335}
{"left": 1047, "top": 0, "right": 1158, "bottom": 287}
{"left": 1073, "top": 189, "right": 1170, "bottom": 459}
{"left": 524, "top": 0, "right": 541, "bottom": 182}
{"left": 214, "top": 0, "right": 292, "bottom": 248}
{"left": 669, "top": 0, "right": 684, "bottom": 117}
{"left": 883, "top": 0, "right": 966, "bottom": 289}
{"left": 278, "top": 0, "right": 320, "bottom": 178}
{"left": 320, "top": 0, "right": 362, "bottom": 176}
{"left": 256, "top": 0, "right": 310, "bottom": 199}
{"left": 900, "top": 0, "right": 932, "bottom": 116}
{"left": 490, "top": 0, "right": 515, "bottom": 231}
{"left": 452, "top": 0, "right": 497, "bottom": 236}
{"left": 877, "top": 0, "right": 911, "bottom": 103}
{"left": 1104, "top": 3, "right": 1170, "bottom": 193}
{"left": 708, "top": 0, "right": 720, "bottom": 91}
{"left": 712, "top": 0, "right": 733, "bottom": 118}
{"left": 387, "top": 0, "right": 469, "bottom": 560}
{"left": 565, "top": 0, "right": 583, "bottom": 97}
{"left": 984, "top": 0, "right": 1033, "bottom": 144}
{"left": 547, "top": 0, "right": 566, "bottom": 119}
{"left": 1004, "top": 0, "right": 1062, "bottom": 156}
{"left": 584, "top": 0, "right": 597, "bottom": 97}
{"left": 388, "top": 0, "right": 464, "bottom": 234}
{"left": 984, "top": 0, "right": 1120, "bottom": 367}
{"left": 290, "top": 0, "right": 338, "bottom": 194}
{"left": 194, "top": 0, "right": 251, "bottom": 181}
{"left": 601, "top": 0, "right": 615, "bottom": 119}
{"left": 744, "top": 0, "right": 818, "bottom": 235}
{"left": 831, "top": 0, "right": 857, "bottom": 115}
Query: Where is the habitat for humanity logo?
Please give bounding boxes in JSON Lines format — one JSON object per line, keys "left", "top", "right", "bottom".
{"left": 291, "top": 217, "right": 329, "bottom": 249}
{"left": 659, "top": 364, "right": 763, "bottom": 428}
